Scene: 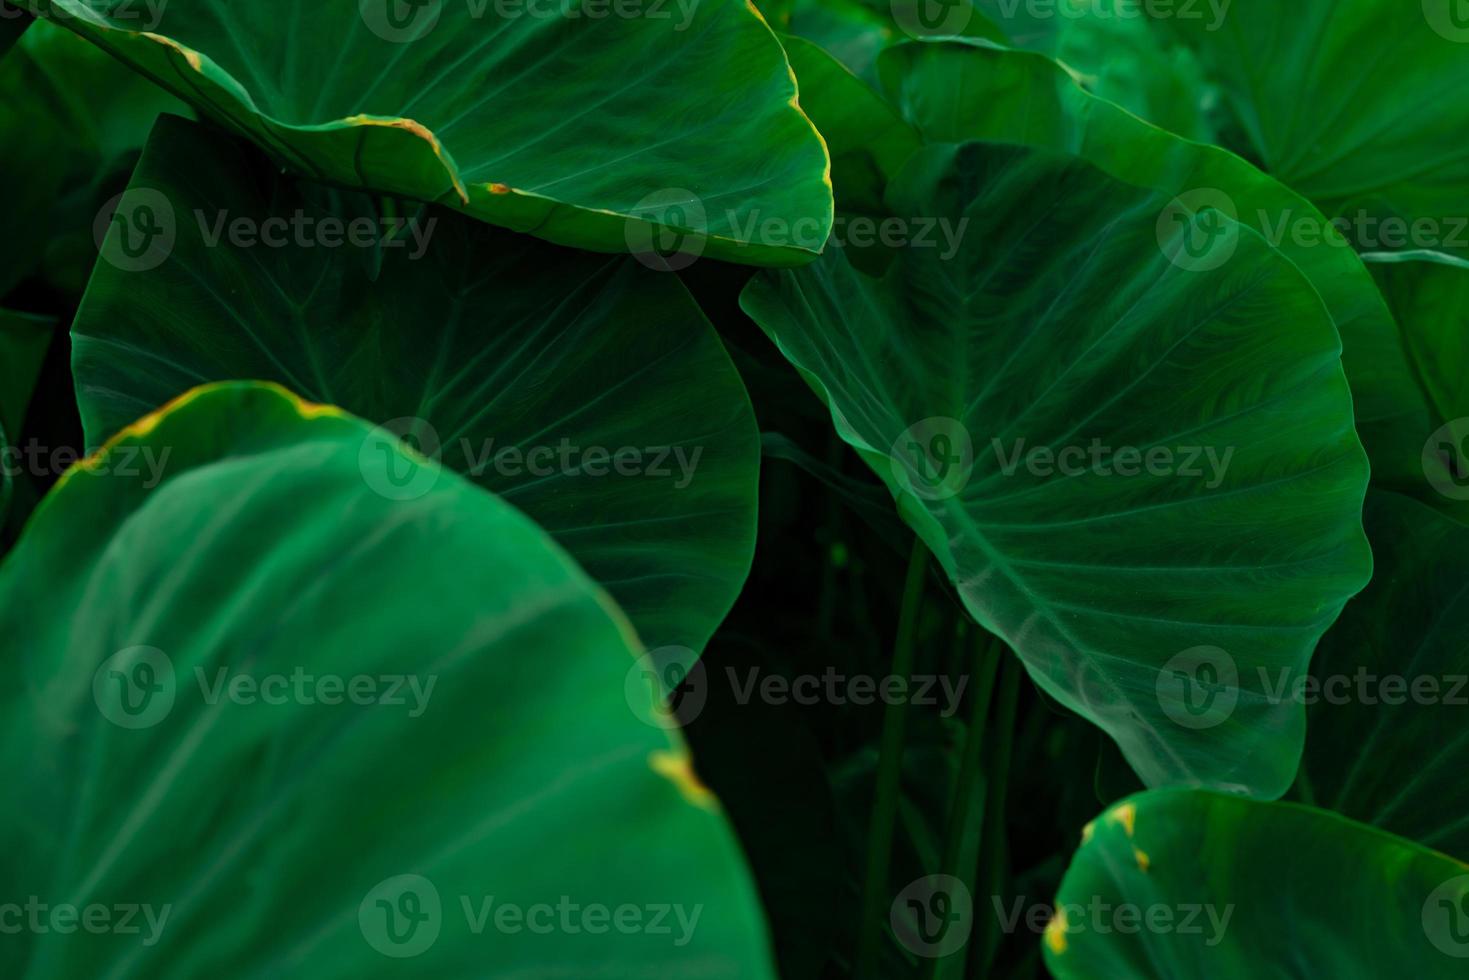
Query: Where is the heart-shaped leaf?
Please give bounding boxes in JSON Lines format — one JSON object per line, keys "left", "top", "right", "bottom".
{"left": 75, "top": 115, "right": 758, "bottom": 656}
{"left": 741, "top": 140, "right": 1371, "bottom": 794}
{"left": 36, "top": 0, "right": 832, "bottom": 265}
{"left": 1046, "top": 790, "right": 1469, "bottom": 977}
{"left": 877, "top": 39, "right": 1433, "bottom": 493}
{"left": 0, "top": 380, "right": 774, "bottom": 978}
{"left": 1154, "top": 0, "right": 1469, "bottom": 261}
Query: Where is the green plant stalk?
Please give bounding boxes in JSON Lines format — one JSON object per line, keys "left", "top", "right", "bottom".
{"left": 975, "top": 656, "right": 1022, "bottom": 976}
{"left": 855, "top": 537, "right": 928, "bottom": 980}
{"left": 928, "top": 630, "right": 1003, "bottom": 980}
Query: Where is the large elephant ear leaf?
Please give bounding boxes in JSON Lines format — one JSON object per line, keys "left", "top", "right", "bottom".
{"left": 780, "top": 34, "right": 920, "bottom": 217}
{"left": 35, "top": 0, "right": 832, "bottom": 265}
{"left": 1154, "top": 0, "right": 1469, "bottom": 261}
{"left": 1300, "top": 491, "right": 1469, "bottom": 856}
{"left": 75, "top": 115, "right": 758, "bottom": 656}
{"left": 1046, "top": 790, "right": 1469, "bottom": 978}
{"left": 877, "top": 39, "right": 1434, "bottom": 495}
{"left": 740, "top": 141, "right": 1371, "bottom": 795}
{"left": 0, "top": 380, "right": 773, "bottom": 978}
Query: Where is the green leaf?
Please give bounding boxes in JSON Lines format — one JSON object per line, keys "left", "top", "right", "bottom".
{"left": 1365, "top": 251, "right": 1469, "bottom": 429}
{"left": 0, "top": 18, "right": 186, "bottom": 298}
{"left": 1046, "top": 790, "right": 1469, "bottom": 978}
{"left": 0, "top": 308, "right": 53, "bottom": 439}
{"left": 741, "top": 140, "right": 1371, "bottom": 795}
{"left": 36, "top": 0, "right": 832, "bottom": 265}
{"left": 877, "top": 38, "right": 1434, "bottom": 494}
{"left": 1299, "top": 491, "right": 1469, "bottom": 856}
{"left": 780, "top": 34, "right": 920, "bottom": 216}
{"left": 1154, "top": 0, "right": 1469, "bottom": 261}
{"left": 0, "top": 379, "right": 773, "bottom": 978}
{"left": 75, "top": 115, "right": 758, "bottom": 656}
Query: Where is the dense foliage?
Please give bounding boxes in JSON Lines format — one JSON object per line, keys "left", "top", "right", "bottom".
{"left": 2, "top": 0, "right": 1467, "bottom": 977}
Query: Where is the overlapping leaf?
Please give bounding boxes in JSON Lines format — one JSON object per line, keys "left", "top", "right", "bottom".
{"left": 75, "top": 115, "right": 759, "bottom": 655}
{"left": 742, "top": 140, "right": 1371, "bottom": 794}
{"left": 0, "top": 380, "right": 773, "bottom": 978}
{"left": 35, "top": 0, "right": 832, "bottom": 264}
{"left": 1047, "top": 791, "right": 1469, "bottom": 978}
{"left": 878, "top": 38, "right": 1434, "bottom": 494}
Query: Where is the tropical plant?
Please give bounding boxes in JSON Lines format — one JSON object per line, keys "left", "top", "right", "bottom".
{"left": 1, "top": 0, "right": 1466, "bottom": 977}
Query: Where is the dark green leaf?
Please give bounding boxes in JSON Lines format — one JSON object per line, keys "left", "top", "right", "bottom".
{"left": 75, "top": 116, "right": 759, "bottom": 655}
{"left": 741, "top": 140, "right": 1370, "bottom": 794}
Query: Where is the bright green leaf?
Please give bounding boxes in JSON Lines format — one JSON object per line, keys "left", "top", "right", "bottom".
{"left": 0, "top": 379, "right": 773, "bottom": 978}
{"left": 741, "top": 140, "right": 1371, "bottom": 794}
{"left": 878, "top": 38, "right": 1434, "bottom": 495}
{"left": 36, "top": 0, "right": 832, "bottom": 265}
{"left": 1046, "top": 790, "right": 1469, "bottom": 978}
{"left": 75, "top": 115, "right": 758, "bottom": 656}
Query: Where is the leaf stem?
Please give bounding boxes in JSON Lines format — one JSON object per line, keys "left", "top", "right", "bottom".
{"left": 928, "top": 630, "right": 1003, "bottom": 980}
{"left": 855, "top": 537, "right": 928, "bottom": 980}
